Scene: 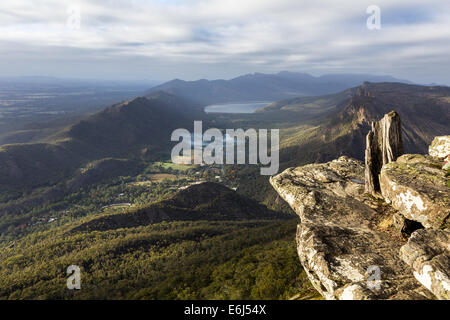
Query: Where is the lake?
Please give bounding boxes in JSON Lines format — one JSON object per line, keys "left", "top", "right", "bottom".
{"left": 204, "top": 101, "right": 271, "bottom": 114}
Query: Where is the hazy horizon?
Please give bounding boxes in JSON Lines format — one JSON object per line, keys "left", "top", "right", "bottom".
{"left": 0, "top": 70, "right": 436, "bottom": 87}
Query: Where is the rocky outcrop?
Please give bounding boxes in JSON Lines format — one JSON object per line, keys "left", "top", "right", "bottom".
{"left": 400, "top": 229, "right": 450, "bottom": 299}
{"left": 429, "top": 136, "right": 450, "bottom": 158}
{"left": 444, "top": 156, "right": 450, "bottom": 170}
{"left": 271, "top": 118, "right": 449, "bottom": 300}
{"left": 380, "top": 154, "right": 449, "bottom": 229}
{"left": 365, "top": 111, "right": 403, "bottom": 195}
{"left": 270, "top": 157, "right": 433, "bottom": 300}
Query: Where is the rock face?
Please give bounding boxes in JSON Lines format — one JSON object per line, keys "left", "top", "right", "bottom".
{"left": 380, "top": 154, "right": 449, "bottom": 229}
{"left": 271, "top": 117, "right": 449, "bottom": 300}
{"left": 270, "top": 157, "right": 433, "bottom": 300}
{"left": 400, "top": 229, "right": 450, "bottom": 300}
{"left": 429, "top": 136, "right": 450, "bottom": 158}
{"left": 365, "top": 111, "right": 403, "bottom": 195}
{"left": 444, "top": 156, "right": 450, "bottom": 170}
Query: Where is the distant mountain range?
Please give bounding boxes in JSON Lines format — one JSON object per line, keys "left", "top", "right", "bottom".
{"left": 0, "top": 81, "right": 448, "bottom": 197}
{"left": 147, "top": 71, "right": 412, "bottom": 105}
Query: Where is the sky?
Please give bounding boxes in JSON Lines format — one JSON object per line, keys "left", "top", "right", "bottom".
{"left": 0, "top": 0, "right": 449, "bottom": 84}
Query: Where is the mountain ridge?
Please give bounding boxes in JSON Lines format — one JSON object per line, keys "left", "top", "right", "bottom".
{"left": 0, "top": 94, "right": 201, "bottom": 190}
{"left": 147, "top": 72, "right": 412, "bottom": 105}
{"left": 71, "top": 182, "right": 286, "bottom": 233}
{"left": 276, "top": 82, "right": 450, "bottom": 167}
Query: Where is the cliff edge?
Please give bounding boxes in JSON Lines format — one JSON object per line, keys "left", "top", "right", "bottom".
{"left": 270, "top": 114, "right": 449, "bottom": 300}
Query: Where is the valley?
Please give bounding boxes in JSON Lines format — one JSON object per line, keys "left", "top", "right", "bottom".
{"left": 0, "top": 74, "right": 448, "bottom": 300}
{"left": 2, "top": 0, "right": 449, "bottom": 306}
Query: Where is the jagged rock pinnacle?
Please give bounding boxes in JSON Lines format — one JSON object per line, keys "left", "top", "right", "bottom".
{"left": 365, "top": 111, "right": 403, "bottom": 195}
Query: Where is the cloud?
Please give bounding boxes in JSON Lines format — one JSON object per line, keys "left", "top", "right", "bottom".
{"left": 0, "top": 0, "right": 449, "bottom": 84}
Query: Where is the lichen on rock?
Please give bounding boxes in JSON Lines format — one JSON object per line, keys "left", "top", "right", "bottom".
{"left": 400, "top": 229, "right": 450, "bottom": 300}
{"left": 270, "top": 116, "right": 449, "bottom": 300}
{"left": 379, "top": 154, "right": 449, "bottom": 229}
{"left": 270, "top": 156, "right": 434, "bottom": 300}
{"left": 429, "top": 135, "right": 450, "bottom": 159}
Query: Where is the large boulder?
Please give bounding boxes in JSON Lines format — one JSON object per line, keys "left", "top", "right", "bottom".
{"left": 400, "top": 229, "right": 450, "bottom": 300}
{"left": 270, "top": 156, "right": 433, "bottom": 300}
{"left": 429, "top": 136, "right": 450, "bottom": 159}
{"left": 379, "top": 154, "right": 450, "bottom": 229}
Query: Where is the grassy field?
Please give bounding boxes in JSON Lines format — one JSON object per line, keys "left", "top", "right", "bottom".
{"left": 153, "top": 161, "right": 197, "bottom": 172}
{"left": 132, "top": 174, "right": 179, "bottom": 185}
